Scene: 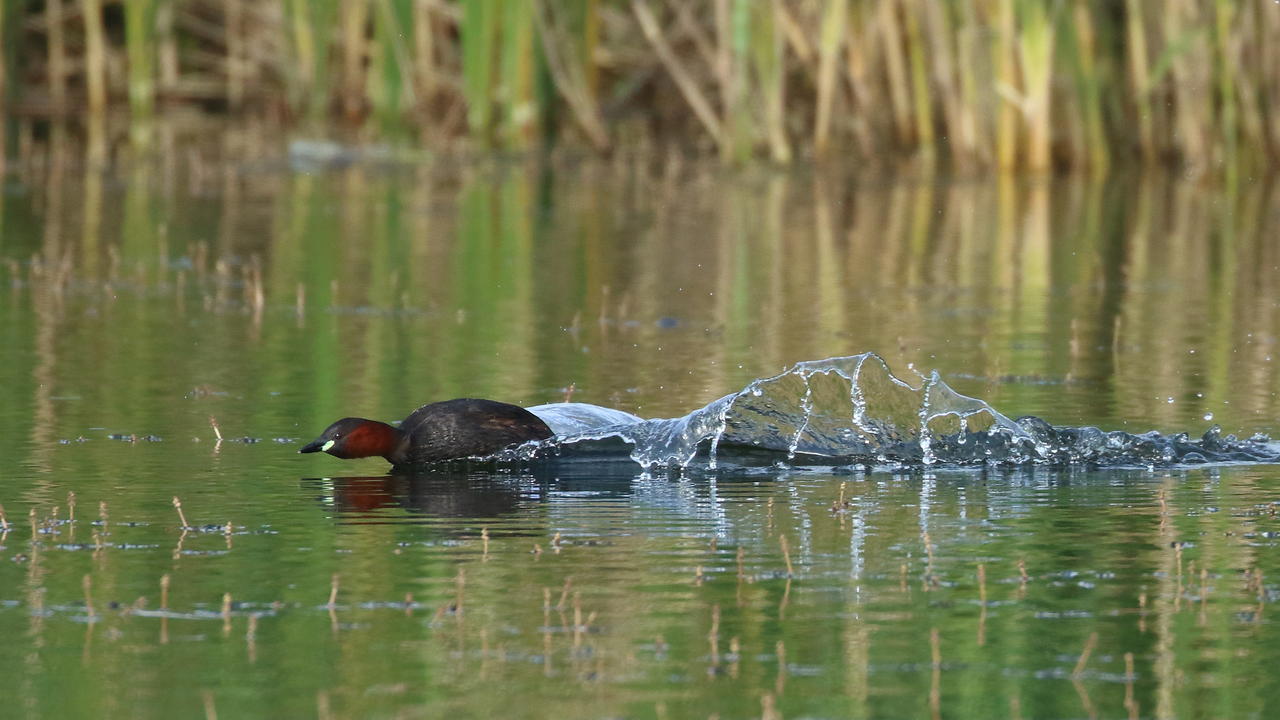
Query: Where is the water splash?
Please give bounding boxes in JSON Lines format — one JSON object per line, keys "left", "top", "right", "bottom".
{"left": 511, "top": 354, "right": 1279, "bottom": 470}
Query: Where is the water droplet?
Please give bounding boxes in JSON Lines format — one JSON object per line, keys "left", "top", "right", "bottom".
{"left": 1203, "top": 413, "right": 1214, "bottom": 421}
{"left": 1166, "top": 397, "right": 1175, "bottom": 404}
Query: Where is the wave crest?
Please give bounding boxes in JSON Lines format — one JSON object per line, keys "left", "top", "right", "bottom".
{"left": 509, "top": 354, "right": 1278, "bottom": 469}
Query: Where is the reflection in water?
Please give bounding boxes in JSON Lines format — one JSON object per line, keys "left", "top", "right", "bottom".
{"left": 310, "top": 459, "right": 731, "bottom": 533}
{"left": 313, "top": 475, "right": 535, "bottom": 522}
{"left": 2, "top": 132, "right": 1280, "bottom": 720}
{"left": 1, "top": 147, "right": 1276, "bottom": 456}
{"left": 7, "top": 459, "right": 1280, "bottom": 719}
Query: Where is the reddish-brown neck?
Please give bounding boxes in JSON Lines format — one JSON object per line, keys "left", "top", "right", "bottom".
{"left": 335, "top": 420, "right": 404, "bottom": 460}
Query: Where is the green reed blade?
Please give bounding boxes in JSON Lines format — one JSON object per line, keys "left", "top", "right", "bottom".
{"left": 994, "top": 0, "right": 1019, "bottom": 170}
{"left": 124, "top": 0, "right": 157, "bottom": 145}
{"left": 1124, "top": 0, "right": 1153, "bottom": 159}
{"left": 813, "top": 0, "right": 846, "bottom": 158}
{"left": 290, "top": 0, "right": 340, "bottom": 121}
{"left": 284, "top": 0, "right": 314, "bottom": 107}
{"left": 499, "top": 0, "right": 536, "bottom": 148}
{"left": 1063, "top": 0, "right": 1108, "bottom": 174}
{"left": 904, "top": 0, "right": 935, "bottom": 162}
{"left": 81, "top": 0, "right": 107, "bottom": 115}
{"left": 1163, "top": 0, "right": 1212, "bottom": 163}
{"left": 462, "top": 0, "right": 500, "bottom": 145}
{"left": 1213, "top": 0, "right": 1237, "bottom": 171}
{"left": 0, "top": 0, "right": 14, "bottom": 111}
{"left": 1016, "top": 0, "right": 1056, "bottom": 172}
{"left": 372, "top": 0, "right": 418, "bottom": 130}
{"left": 723, "top": 0, "right": 753, "bottom": 163}
{"left": 950, "top": 0, "right": 990, "bottom": 166}
{"left": 580, "top": 0, "right": 600, "bottom": 103}
{"left": 753, "top": 0, "right": 789, "bottom": 163}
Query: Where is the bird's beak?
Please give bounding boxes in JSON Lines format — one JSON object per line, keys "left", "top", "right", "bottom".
{"left": 300, "top": 438, "right": 329, "bottom": 454}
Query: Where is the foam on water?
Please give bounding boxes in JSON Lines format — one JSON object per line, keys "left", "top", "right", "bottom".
{"left": 513, "top": 354, "right": 1279, "bottom": 470}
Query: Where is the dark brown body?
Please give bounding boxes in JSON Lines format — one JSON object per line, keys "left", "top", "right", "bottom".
{"left": 391, "top": 399, "right": 553, "bottom": 465}
{"left": 300, "top": 398, "right": 554, "bottom": 467}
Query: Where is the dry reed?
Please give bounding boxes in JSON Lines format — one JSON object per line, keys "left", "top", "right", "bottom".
{"left": 172, "top": 496, "right": 189, "bottom": 529}
{"left": 246, "top": 613, "right": 259, "bottom": 663}
{"left": 316, "top": 691, "right": 332, "bottom": 720}
{"left": 202, "top": 690, "right": 218, "bottom": 720}
{"left": 707, "top": 603, "right": 720, "bottom": 666}
{"left": 5, "top": 1, "right": 1274, "bottom": 171}
{"left": 82, "top": 574, "right": 95, "bottom": 617}
{"left": 1072, "top": 631, "right": 1098, "bottom": 677}
{"left": 929, "top": 627, "right": 941, "bottom": 719}
{"left": 761, "top": 693, "right": 781, "bottom": 720}
{"left": 160, "top": 573, "right": 171, "bottom": 644}
{"left": 1123, "top": 652, "right": 1138, "bottom": 720}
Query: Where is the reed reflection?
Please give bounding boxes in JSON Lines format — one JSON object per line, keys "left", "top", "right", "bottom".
{"left": 3, "top": 146, "right": 1279, "bottom": 465}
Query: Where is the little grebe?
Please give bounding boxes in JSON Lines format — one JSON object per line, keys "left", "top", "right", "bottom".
{"left": 300, "top": 398, "right": 554, "bottom": 465}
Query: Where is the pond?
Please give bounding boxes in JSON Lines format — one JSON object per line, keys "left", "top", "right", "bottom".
{"left": 1, "top": 153, "right": 1279, "bottom": 718}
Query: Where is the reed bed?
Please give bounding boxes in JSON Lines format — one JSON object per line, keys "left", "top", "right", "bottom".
{"left": 2, "top": 0, "right": 1277, "bottom": 171}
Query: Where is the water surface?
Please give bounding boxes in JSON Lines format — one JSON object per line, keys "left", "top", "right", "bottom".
{"left": 2, "top": 154, "right": 1279, "bottom": 718}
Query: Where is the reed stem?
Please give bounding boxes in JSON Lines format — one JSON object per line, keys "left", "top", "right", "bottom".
{"left": 82, "top": 0, "right": 108, "bottom": 115}
{"left": 0, "top": 0, "right": 1273, "bottom": 171}
{"left": 1072, "top": 631, "right": 1098, "bottom": 676}
{"left": 1018, "top": 0, "right": 1056, "bottom": 173}
{"left": 0, "top": 1, "right": 7, "bottom": 109}
{"left": 461, "top": 0, "right": 499, "bottom": 144}
{"left": 339, "top": 0, "right": 369, "bottom": 123}
{"left": 172, "top": 496, "right": 189, "bottom": 529}
{"left": 993, "top": 0, "right": 1018, "bottom": 170}
{"left": 756, "top": 1, "right": 790, "bottom": 163}
{"left": 812, "top": 0, "right": 846, "bottom": 158}
{"left": 1125, "top": 0, "right": 1154, "bottom": 160}
{"left": 46, "top": 0, "right": 68, "bottom": 111}
{"left": 83, "top": 574, "right": 95, "bottom": 617}
{"left": 124, "top": 0, "right": 156, "bottom": 145}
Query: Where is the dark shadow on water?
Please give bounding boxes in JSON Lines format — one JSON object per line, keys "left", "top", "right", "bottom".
{"left": 310, "top": 475, "right": 532, "bottom": 520}
{"left": 301, "top": 458, "right": 660, "bottom": 527}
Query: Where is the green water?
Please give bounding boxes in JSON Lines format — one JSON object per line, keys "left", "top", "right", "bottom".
{"left": 1, "top": 156, "right": 1279, "bottom": 719}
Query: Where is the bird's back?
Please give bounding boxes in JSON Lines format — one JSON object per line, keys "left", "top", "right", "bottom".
{"left": 398, "top": 398, "right": 554, "bottom": 464}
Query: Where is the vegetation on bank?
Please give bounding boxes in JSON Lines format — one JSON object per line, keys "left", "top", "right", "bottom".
{"left": 1, "top": 0, "right": 1278, "bottom": 172}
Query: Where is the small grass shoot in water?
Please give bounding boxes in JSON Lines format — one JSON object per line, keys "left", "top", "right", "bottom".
{"left": 172, "top": 497, "right": 189, "bottom": 529}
